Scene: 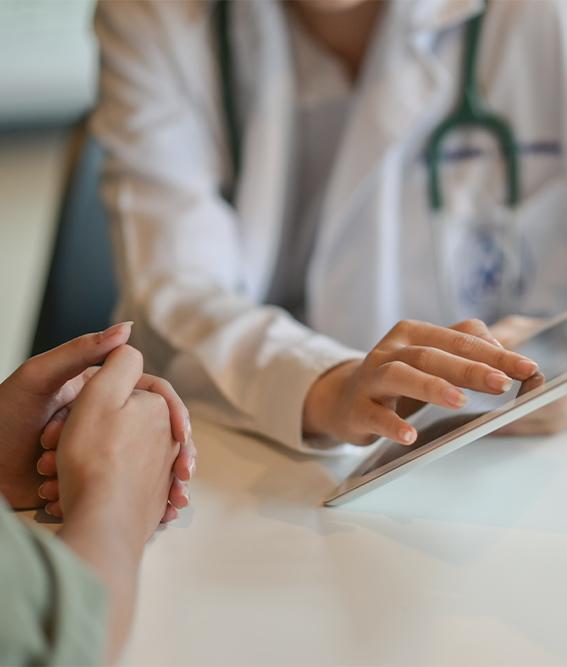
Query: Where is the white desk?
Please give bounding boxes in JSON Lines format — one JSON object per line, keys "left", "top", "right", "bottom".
{"left": 0, "top": 130, "right": 69, "bottom": 380}
{"left": 124, "top": 418, "right": 567, "bottom": 666}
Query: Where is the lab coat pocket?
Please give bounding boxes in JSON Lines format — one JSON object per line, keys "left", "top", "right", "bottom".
{"left": 433, "top": 203, "right": 522, "bottom": 325}
{"left": 432, "top": 175, "right": 567, "bottom": 324}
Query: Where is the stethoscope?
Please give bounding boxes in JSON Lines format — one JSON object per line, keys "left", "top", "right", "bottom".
{"left": 214, "top": 0, "right": 522, "bottom": 321}
{"left": 425, "top": 4, "right": 519, "bottom": 211}
{"left": 423, "top": 4, "right": 524, "bottom": 323}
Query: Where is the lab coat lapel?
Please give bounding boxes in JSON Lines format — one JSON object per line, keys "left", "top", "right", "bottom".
{"left": 307, "top": 0, "right": 483, "bottom": 349}
{"left": 235, "top": 1, "right": 295, "bottom": 302}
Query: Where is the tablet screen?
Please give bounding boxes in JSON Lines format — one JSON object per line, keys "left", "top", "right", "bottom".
{"left": 356, "top": 316, "right": 567, "bottom": 479}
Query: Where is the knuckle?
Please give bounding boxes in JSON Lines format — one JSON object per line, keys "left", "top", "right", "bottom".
{"left": 392, "top": 319, "right": 414, "bottom": 337}
{"left": 158, "top": 379, "right": 177, "bottom": 399}
{"left": 83, "top": 366, "right": 99, "bottom": 381}
{"left": 461, "top": 362, "right": 479, "bottom": 386}
{"left": 377, "top": 360, "right": 405, "bottom": 382}
{"left": 468, "top": 318, "right": 488, "bottom": 335}
{"left": 149, "top": 391, "right": 169, "bottom": 412}
{"left": 79, "top": 377, "right": 105, "bottom": 404}
{"left": 407, "top": 346, "right": 431, "bottom": 370}
{"left": 467, "top": 318, "right": 486, "bottom": 330}
{"left": 452, "top": 319, "right": 469, "bottom": 331}
{"left": 391, "top": 321, "right": 406, "bottom": 337}
{"left": 122, "top": 344, "right": 144, "bottom": 366}
{"left": 494, "top": 348, "right": 510, "bottom": 369}
{"left": 78, "top": 332, "right": 94, "bottom": 354}
{"left": 423, "top": 375, "right": 445, "bottom": 396}
{"left": 453, "top": 333, "right": 478, "bottom": 357}
{"left": 367, "top": 348, "right": 387, "bottom": 367}
{"left": 454, "top": 318, "right": 485, "bottom": 334}
{"left": 17, "top": 357, "right": 40, "bottom": 384}
{"left": 159, "top": 378, "right": 174, "bottom": 393}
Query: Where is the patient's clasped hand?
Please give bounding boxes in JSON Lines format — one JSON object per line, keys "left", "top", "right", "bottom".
{"left": 0, "top": 321, "right": 196, "bottom": 518}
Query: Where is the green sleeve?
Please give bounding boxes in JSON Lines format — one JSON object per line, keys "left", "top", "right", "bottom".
{"left": 0, "top": 499, "right": 108, "bottom": 666}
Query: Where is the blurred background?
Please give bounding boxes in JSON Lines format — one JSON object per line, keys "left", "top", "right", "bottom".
{"left": 0, "top": 0, "right": 116, "bottom": 381}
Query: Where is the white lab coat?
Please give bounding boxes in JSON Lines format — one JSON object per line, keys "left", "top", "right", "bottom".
{"left": 92, "top": 0, "right": 567, "bottom": 453}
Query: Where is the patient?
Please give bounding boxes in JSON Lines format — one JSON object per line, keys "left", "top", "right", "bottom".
{"left": 0, "top": 322, "right": 196, "bottom": 665}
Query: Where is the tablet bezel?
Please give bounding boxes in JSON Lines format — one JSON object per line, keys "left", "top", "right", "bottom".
{"left": 323, "top": 365, "right": 567, "bottom": 508}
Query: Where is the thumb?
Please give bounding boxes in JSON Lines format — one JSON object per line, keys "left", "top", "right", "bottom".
{"left": 15, "top": 322, "right": 133, "bottom": 395}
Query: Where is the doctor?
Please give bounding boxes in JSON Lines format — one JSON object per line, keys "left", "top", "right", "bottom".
{"left": 92, "top": 0, "right": 566, "bottom": 452}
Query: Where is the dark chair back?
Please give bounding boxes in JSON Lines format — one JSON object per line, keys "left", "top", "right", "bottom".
{"left": 32, "top": 135, "right": 117, "bottom": 354}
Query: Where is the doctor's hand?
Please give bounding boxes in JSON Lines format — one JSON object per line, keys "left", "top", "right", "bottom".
{"left": 490, "top": 315, "right": 567, "bottom": 436}
{"left": 303, "top": 319, "right": 539, "bottom": 446}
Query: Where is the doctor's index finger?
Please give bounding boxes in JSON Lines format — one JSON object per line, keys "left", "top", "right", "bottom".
{"left": 383, "top": 320, "right": 538, "bottom": 380}
{"left": 84, "top": 345, "right": 144, "bottom": 407}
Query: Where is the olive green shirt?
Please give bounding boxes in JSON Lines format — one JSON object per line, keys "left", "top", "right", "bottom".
{"left": 0, "top": 499, "right": 107, "bottom": 666}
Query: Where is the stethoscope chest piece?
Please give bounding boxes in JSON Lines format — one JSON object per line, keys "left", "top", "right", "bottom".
{"left": 426, "top": 3, "right": 523, "bottom": 323}
{"left": 433, "top": 205, "right": 529, "bottom": 324}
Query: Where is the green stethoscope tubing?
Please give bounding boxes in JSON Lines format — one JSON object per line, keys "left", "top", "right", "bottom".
{"left": 425, "top": 5, "right": 520, "bottom": 210}
{"left": 214, "top": 1, "right": 520, "bottom": 211}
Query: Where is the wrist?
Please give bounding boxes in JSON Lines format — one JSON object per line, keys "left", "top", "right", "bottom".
{"left": 60, "top": 493, "right": 146, "bottom": 562}
{"left": 58, "top": 493, "right": 143, "bottom": 666}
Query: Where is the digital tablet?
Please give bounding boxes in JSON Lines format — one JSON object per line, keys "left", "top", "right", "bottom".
{"left": 323, "top": 313, "right": 567, "bottom": 507}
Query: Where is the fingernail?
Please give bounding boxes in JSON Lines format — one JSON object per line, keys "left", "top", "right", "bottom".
{"left": 516, "top": 358, "right": 538, "bottom": 377}
{"left": 44, "top": 504, "right": 54, "bottom": 516}
{"left": 182, "top": 491, "right": 190, "bottom": 506}
{"left": 189, "top": 458, "right": 197, "bottom": 478}
{"left": 399, "top": 428, "right": 416, "bottom": 444}
{"left": 443, "top": 388, "right": 467, "bottom": 409}
{"left": 36, "top": 459, "right": 48, "bottom": 475}
{"left": 100, "top": 321, "right": 134, "bottom": 340}
{"left": 486, "top": 372, "right": 513, "bottom": 392}
{"left": 38, "top": 485, "right": 47, "bottom": 500}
